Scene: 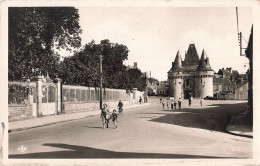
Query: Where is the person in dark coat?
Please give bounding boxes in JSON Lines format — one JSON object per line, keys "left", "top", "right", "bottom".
{"left": 171, "top": 100, "right": 174, "bottom": 110}
{"left": 178, "top": 98, "right": 182, "bottom": 109}
{"left": 188, "top": 97, "right": 192, "bottom": 106}
{"left": 174, "top": 100, "right": 177, "bottom": 109}
{"left": 162, "top": 100, "right": 165, "bottom": 109}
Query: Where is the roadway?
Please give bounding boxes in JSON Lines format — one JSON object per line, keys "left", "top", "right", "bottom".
{"left": 9, "top": 98, "right": 252, "bottom": 158}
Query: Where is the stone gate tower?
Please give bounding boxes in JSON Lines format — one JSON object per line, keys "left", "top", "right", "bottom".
{"left": 195, "top": 49, "right": 214, "bottom": 98}
{"left": 168, "top": 44, "right": 214, "bottom": 99}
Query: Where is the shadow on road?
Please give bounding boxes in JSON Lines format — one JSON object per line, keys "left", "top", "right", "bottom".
{"left": 140, "top": 103, "right": 248, "bottom": 134}
{"left": 9, "top": 143, "right": 235, "bottom": 158}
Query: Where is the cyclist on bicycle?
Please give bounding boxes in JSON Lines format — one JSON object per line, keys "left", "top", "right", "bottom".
{"left": 118, "top": 100, "right": 123, "bottom": 114}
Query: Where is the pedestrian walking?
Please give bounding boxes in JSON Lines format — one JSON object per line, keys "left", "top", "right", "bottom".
{"left": 160, "top": 97, "right": 162, "bottom": 103}
{"left": 166, "top": 101, "right": 169, "bottom": 109}
{"left": 178, "top": 98, "right": 182, "bottom": 109}
{"left": 162, "top": 100, "right": 165, "bottom": 109}
{"left": 188, "top": 97, "right": 192, "bottom": 107}
{"left": 171, "top": 100, "right": 174, "bottom": 109}
{"left": 174, "top": 100, "right": 177, "bottom": 109}
{"left": 139, "top": 96, "right": 142, "bottom": 104}
{"left": 111, "top": 109, "right": 118, "bottom": 129}
{"left": 200, "top": 97, "right": 203, "bottom": 107}
{"left": 100, "top": 104, "right": 110, "bottom": 129}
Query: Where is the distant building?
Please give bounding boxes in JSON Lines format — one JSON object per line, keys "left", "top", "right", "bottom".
{"left": 127, "top": 62, "right": 138, "bottom": 70}
{"left": 235, "top": 82, "right": 248, "bottom": 100}
{"left": 217, "top": 67, "right": 240, "bottom": 82}
{"left": 147, "top": 83, "right": 157, "bottom": 96}
{"left": 213, "top": 68, "right": 248, "bottom": 99}
{"left": 168, "top": 44, "right": 214, "bottom": 99}
{"left": 157, "top": 81, "right": 169, "bottom": 96}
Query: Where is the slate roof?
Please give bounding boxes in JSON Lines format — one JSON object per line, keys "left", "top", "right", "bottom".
{"left": 169, "top": 50, "right": 183, "bottom": 72}
{"left": 196, "top": 49, "right": 213, "bottom": 71}
{"left": 169, "top": 44, "right": 213, "bottom": 73}
{"left": 183, "top": 44, "right": 200, "bottom": 67}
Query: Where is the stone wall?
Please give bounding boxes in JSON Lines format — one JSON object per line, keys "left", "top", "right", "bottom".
{"left": 174, "top": 78, "right": 183, "bottom": 100}
{"left": 235, "top": 83, "right": 248, "bottom": 100}
{"left": 9, "top": 104, "right": 33, "bottom": 121}
{"left": 62, "top": 85, "right": 134, "bottom": 113}
{"left": 226, "top": 93, "right": 235, "bottom": 100}
{"left": 8, "top": 78, "right": 144, "bottom": 121}
{"left": 201, "top": 77, "right": 213, "bottom": 98}
{"left": 196, "top": 71, "right": 214, "bottom": 98}
{"left": 63, "top": 100, "right": 130, "bottom": 114}
{"left": 168, "top": 79, "right": 174, "bottom": 97}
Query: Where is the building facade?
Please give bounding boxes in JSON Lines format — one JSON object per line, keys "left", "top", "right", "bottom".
{"left": 147, "top": 82, "right": 158, "bottom": 96}
{"left": 168, "top": 44, "right": 214, "bottom": 99}
{"left": 213, "top": 67, "right": 248, "bottom": 99}
{"left": 157, "top": 81, "right": 169, "bottom": 96}
{"left": 235, "top": 82, "right": 248, "bottom": 100}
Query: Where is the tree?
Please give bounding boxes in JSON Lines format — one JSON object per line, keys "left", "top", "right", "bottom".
{"left": 60, "top": 39, "right": 130, "bottom": 89}
{"left": 59, "top": 40, "right": 101, "bottom": 87}
{"left": 100, "top": 39, "right": 129, "bottom": 89}
{"left": 127, "top": 68, "right": 147, "bottom": 91}
{"left": 148, "top": 77, "right": 159, "bottom": 85}
{"left": 8, "top": 7, "right": 82, "bottom": 81}
{"left": 59, "top": 39, "right": 149, "bottom": 91}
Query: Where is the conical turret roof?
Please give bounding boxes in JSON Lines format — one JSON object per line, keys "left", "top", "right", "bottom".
{"left": 183, "top": 44, "right": 200, "bottom": 67}
{"left": 196, "top": 49, "right": 213, "bottom": 71}
{"left": 170, "top": 50, "right": 183, "bottom": 72}
{"left": 200, "top": 49, "right": 207, "bottom": 61}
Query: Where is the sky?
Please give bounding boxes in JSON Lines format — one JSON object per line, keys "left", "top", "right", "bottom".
{"left": 77, "top": 7, "right": 252, "bottom": 81}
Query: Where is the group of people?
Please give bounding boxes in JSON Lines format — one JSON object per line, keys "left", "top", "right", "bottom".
{"left": 100, "top": 100, "right": 124, "bottom": 129}
{"left": 160, "top": 96, "right": 204, "bottom": 110}
{"left": 161, "top": 98, "right": 182, "bottom": 110}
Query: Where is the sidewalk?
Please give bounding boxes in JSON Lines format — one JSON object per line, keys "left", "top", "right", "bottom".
{"left": 226, "top": 112, "right": 253, "bottom": 138}
{"left": 9, "top": 103, "right": 151, "bottom": 132}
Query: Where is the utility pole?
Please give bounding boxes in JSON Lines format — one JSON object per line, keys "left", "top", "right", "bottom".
{"left": 236, "top": 7, "right": 253, "bottom": 118}
{"left": 100, "top": 53, "right": 103, "bottom": 110}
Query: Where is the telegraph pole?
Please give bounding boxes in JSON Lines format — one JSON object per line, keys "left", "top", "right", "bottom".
{"left": 100, "top": 53, "right": 103, "bottom": 110}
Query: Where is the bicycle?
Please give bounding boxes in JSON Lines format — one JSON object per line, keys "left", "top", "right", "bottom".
{"left": 118, "top": 107, "right": 123, "bottom": 115}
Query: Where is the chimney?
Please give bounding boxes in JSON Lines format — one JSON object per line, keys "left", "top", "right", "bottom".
{"left": 134, "top": 62, "right": 137, "bottom": 69}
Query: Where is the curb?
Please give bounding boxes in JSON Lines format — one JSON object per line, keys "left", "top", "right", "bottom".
{"left": 9, "top": 103, "right": 151, "bottom": 133}
{"left": 225, "top": 114, "right": 253, "bottom": 138}
{"left": 9, "top": 114, "right": 95, "bottom": 133}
